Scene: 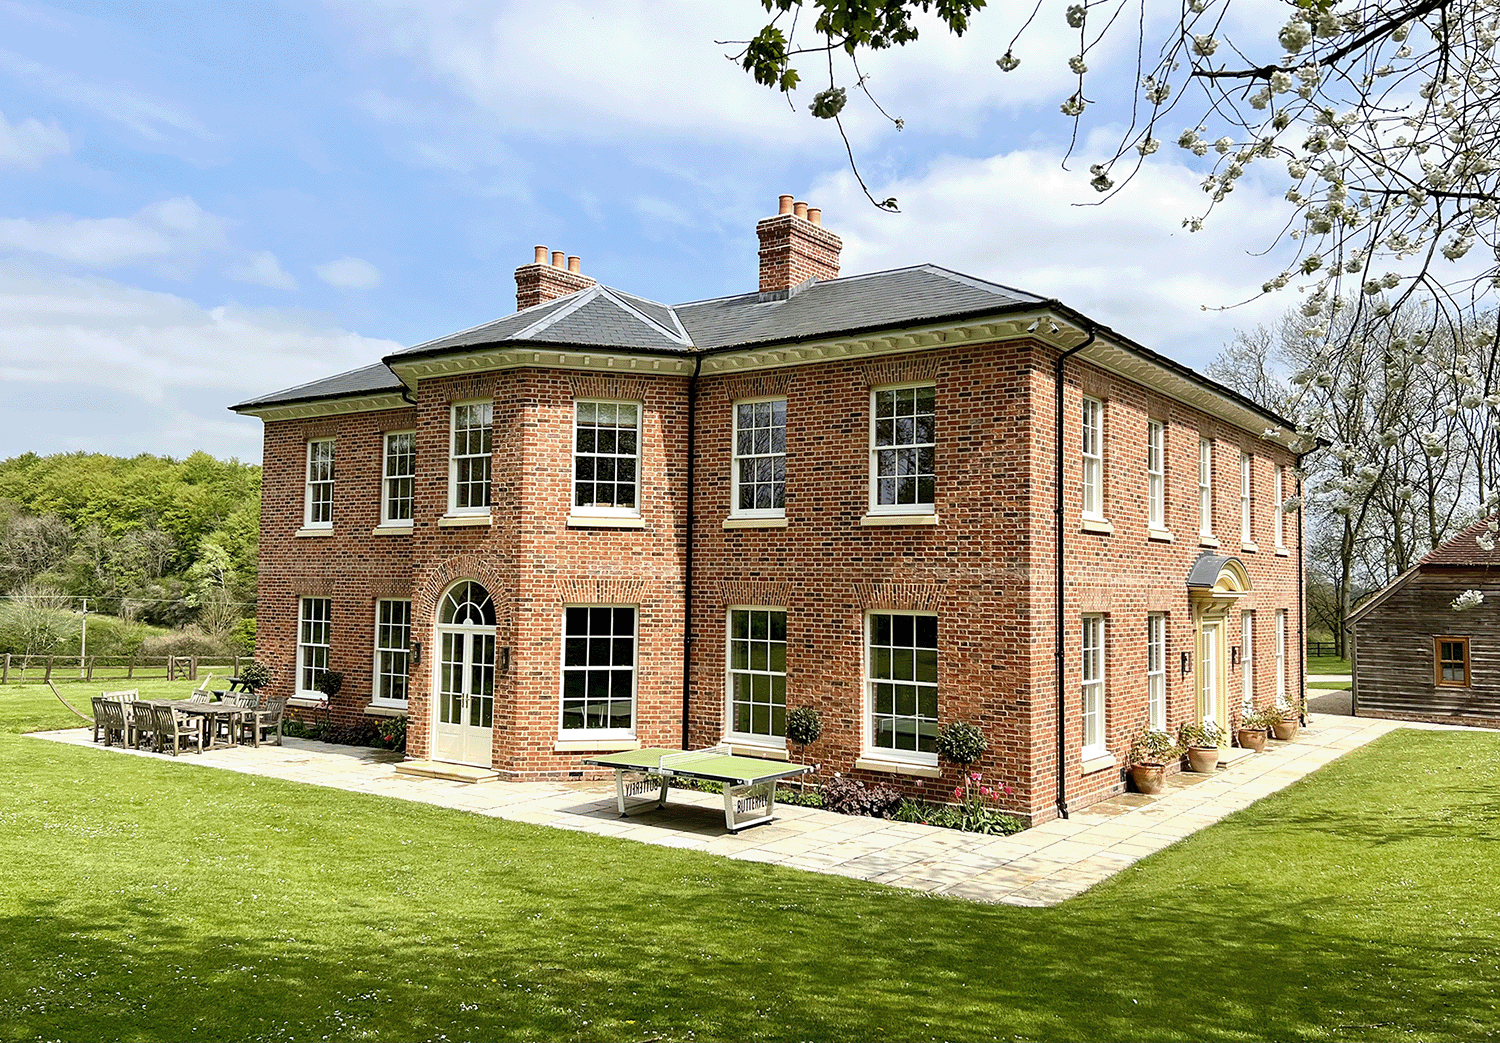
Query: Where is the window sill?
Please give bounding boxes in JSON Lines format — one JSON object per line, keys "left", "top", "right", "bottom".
{"left": 1080, "top": 516, "right": 1114, "bottom": 535}
{"left": 371, "top": 524, "right": 413, "bottom": 536}
{"left": 723, "top": 516, "right": 788, "bottom": 529}
{"left": 1081, "top": 752, "right": 1118, "bottom": 775}
{"left": 1240, "top": 540, "right": 1260, "bottom": 554}
{"left": 1147, "top": 527, "right": 1175, "bottom": 543}
{"left": 288, "top": 696, "right": 323, "bottom": 709}
{"left": 860, "top": 513, "right": 939, "bottom": 527}
{"left": 1199, "top": 534, "right": 1220, "bottom": 549}
{"left": 854, "top": 756, "right": 941, "bottom": 778}
{"left": 294, "top": 527, "right": 334, "bottom": 538}
{"left": 437, "top": 513, "right": 492, "bottom": 528}
{"left": 724, "top": 740, "right": 789, "bottom": 760}
{"left": 567, "top": 514, "right": 646, "bottom": 529}
{"left": 1275, "top": 546, "right": 1289, "bottom": 557}
{"left": 554, "top": 738, "right": 641, "bottom": 753}
{"left": 363, "top": 703, "right": 408, "bottom": 718}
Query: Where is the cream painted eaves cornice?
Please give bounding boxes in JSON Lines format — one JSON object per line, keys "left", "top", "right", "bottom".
{"left": 235, "top": 392, "right": 410, "bottom": 422}
{"left": 389, "top": 347, "right": 699, "bottom": 383}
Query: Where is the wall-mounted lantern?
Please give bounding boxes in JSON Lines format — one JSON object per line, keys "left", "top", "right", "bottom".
{"left": 1181, "top": 651, "right": 1192, "bottom": 676}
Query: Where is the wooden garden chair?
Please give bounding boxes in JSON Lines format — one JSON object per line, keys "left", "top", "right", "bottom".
{"left": 239, "top": 696, "right": 287, "bottom": 748}
{"left": 91, "top": 697, "right": 109, "bottom": 744}
{"left": 151, "top": 703, "right": 204, "bottom": 756}
{"left": 99, "top": 699, "right": 129, "bottom": 747}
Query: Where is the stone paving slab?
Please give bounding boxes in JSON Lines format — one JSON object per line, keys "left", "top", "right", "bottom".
{"left": 28, "top": 711, "right": 1462, "bottom": 906}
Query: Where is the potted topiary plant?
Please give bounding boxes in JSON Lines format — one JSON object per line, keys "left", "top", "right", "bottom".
{"left": 310, "top": 670, "right": 343, "bottom": 739}
{"left": 1127, "top": 725, "right": 1183, "bottom": 794}
{"left": 1266, "top": 702, "right": 1300, "bottom": 741}
{"left": 1179, "top": 717, "right": 1223, "bottom": 773}
{"left": 1236, "top": 706, "right": 1270, "bottom": 753}
{"left": 785, "top": 706, "right": 823, "bottom": 766}
{"left": 936, "top": 721, "right": 987, "bottom": 769}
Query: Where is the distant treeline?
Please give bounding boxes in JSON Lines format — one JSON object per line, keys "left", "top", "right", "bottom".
{"left": 0, "top": 452, "right": 260, "bottom": 654}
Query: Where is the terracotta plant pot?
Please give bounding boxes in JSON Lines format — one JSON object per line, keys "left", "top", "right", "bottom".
{"left": 1271, "top": 719, "right": 1299, "bottom": 741}
{"left": 1129, "top": 762, "right": 1167, "bottom": 794}
{"left": 1186, "top": 746, "right": 1219, "bottom": 773}
{"left": 1237, "top": 728, "right": 1267, "bottom": 753}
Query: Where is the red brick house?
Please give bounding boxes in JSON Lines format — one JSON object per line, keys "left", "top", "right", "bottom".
{"left": 231, "top": 194, "right": 1306, "bottom": 822}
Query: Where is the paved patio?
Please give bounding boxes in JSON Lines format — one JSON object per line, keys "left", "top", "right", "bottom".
{"left": 29, "top": 712, "right": 1440, "bottom": 906}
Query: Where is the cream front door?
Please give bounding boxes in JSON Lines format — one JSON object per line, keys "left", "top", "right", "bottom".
{"left": 434, "top": 629, "right": 495, "bottom": 767}
{"left": 1198, "top": 618, "right": 1229, "bottom": 737}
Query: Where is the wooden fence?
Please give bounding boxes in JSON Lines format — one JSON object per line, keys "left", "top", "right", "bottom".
{"left": 1306, "top": 641, "right": 1341, "bottom": 658}
{"left": 0, "top": 654, "right": 244, "bottom": 686}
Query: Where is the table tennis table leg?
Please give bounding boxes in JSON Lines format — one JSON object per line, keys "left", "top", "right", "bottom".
{"left": 723, "top": 780, "right": 776, "bottom": 831}
{"left": 614, "top": 770, "right": 671, "bottom": 817}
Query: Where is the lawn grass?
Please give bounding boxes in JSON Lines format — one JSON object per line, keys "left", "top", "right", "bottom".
{"left": 1307, "top": 654, "right": 1352, "bottom": 674}
{"left": 1307, "top": 680, "right": 1353, "bottom": 690}
{"left": 4, "top": 683, "right": 1500, "bottom": 1041}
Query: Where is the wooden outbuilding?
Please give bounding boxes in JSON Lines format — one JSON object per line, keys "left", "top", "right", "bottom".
{"left": 1350, "top": 516, "right": 1500, "bottom": 726}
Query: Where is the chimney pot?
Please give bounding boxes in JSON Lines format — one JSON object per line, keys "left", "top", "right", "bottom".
{"left": 567, "top": 255, "right": 580, "bottom": 274}
{"left": 533, "top": 245, "right": 548, "bottom": 264}
{"left": 807, "top": 207, "right": 822, "bottom": 226}
{"left": 551, "top": 250, "right": 565, "bottom": 268}
{"left": 756, "top": 197, "right": 842, "bottom": 294}
{"left": 793, "top": 201, "right": 809, "bottom": 220}
{"left": 778, "top": 194, "right": 795, "bottom": 215}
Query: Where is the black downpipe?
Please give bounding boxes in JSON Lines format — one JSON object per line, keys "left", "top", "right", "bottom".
{"left": 1295, "top": 454, "right": 1310, "bottom": 724}
{"left": 681, "top": 355, "right": 703, "bottom": 749}
{"left": 1054, "top": 327, "right": 1096, "bottom": 821}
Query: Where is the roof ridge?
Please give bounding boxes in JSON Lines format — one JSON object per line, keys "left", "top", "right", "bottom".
{"left": 400, "top": 298, "right": 568, "bottom": 354}
{"left": 596, "top": 286, "right": 694, "bottom": 346}
{"left": 917, "top": 264, "right": 1046, "bottom": 301}
{"left": 512, "top": 285, "right": 607, "bottom": 339}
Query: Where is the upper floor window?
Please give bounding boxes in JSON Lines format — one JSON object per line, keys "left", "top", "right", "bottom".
{"left": 573, "top": 401, "right": 639, "bottom": 515}
{"left": 449, "top": 402, "right": 492, "bottom": 514}
{"left": 1146, "top": 613, "right": 1165, "bottom": 731}
{"left": 1146, "top": 420, "right": 1165, "bottom": 531}
{"left": 732, "top": 398, "right": 786, "bottom": 517}
{"left": 304, "top": 439, "right": 334, "bottom": 529}
{"left": 382, "top": 431, "right": 415, "bottom": 526}
{"left": 727, "top": 608, "right": 787, "bottom": 741}
{"left": 1240, "top": 452, "right": 1253, "bottom": 544}
{"left": 1436, "top": 637, "right": 1471, "bottom": 687}
{"left": 870, "top": 384, "right": 935, "bottom": 514}
{"left": 1198, "top": 437, "right": 1214, "bottom": 538}
{"left": 297, "top": 596, "right": 331, "bottom": 696}
{"left": 867, "top": 611, "right": 938, "bottom": 761}
{"left": 1274, "top": 464, "right": 1287, "bottom": 549}
{"left": 1081, "top": 396, "right": 1103, "bottom": 519}
{"left": 373, "top": 599, "right": 411, "bottom": 705}
{"left": 1081, "top": 614, "right": 1106, "bottom": 757}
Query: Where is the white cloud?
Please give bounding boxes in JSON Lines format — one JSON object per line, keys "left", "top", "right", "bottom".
{"left": 813, "top": 147, "right": 1296, "bottom": 369}
{"left": 0, "top": 196, "right": 228, "bottom": 274}
{"left": 316, "top": 256, "right": 382, "bottom": 290}
{"left": 228, "top": 250, "right": 298, "bottom": 290}
{"left": 0, "top": 109, "right": 69, "bottom": 168}
{"left": 0, "top": 47, "right": 211, "bottom": 143}
{"left": 0, "top": 262, "right": 400, "bottom": 458}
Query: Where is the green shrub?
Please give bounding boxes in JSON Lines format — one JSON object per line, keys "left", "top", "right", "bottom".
{"left": 785, "top": 706, "right": 823, "bottom": 748}
{"left": 936, "top": 721, "right": 987, "bottom": 765}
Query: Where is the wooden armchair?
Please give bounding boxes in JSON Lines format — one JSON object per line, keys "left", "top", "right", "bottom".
{"left": 90, "top": 697, "right": 112, "bottom": 745}
{"left": 240, "top": 696, "right": 287, "bottom": 748}
{"left": 151, "top": 703, "right": 204, "bottom": 756}
{"left": 98, "top": 699, "right": 129, "bottom": 747}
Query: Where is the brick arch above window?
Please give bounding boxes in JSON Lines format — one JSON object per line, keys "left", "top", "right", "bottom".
{"left": 854, "top": 582, "right": 945, "bottom": 612}
{"left": 567, "top": 375, "right": 651, "bottom": 401}
{"left": 716, "top": 580, "right": 794, "bottom": 607}
{"left": 715, "top": 373, "right": 790, "bottom": 402}
{"left": 552, "top": 578, "right": 648, "bottom": 604}
{"left": 412, "top": 554, "right": 510, "bottom": 623}
{"left": 861, "top": 354, "right": 940, "bottom": 388}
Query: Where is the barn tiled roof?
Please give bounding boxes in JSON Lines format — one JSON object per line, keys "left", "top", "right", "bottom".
{"left": 1420, "top": 515, "right": 1500, "bottom": 568}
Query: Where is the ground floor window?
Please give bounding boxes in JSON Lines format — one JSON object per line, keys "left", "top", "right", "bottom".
{"left": 727, "top": 608, "right": 786, "bottom": 741}
{"left": 374, "top": 599, "right": 411, "bottom": 705}
{"left": 1146, "top": 614, "right": 1165, "bottom": 731}
{"left": 1081, "top": 614, "right": 1105, "bottom": 756}
{"left": 1436, "top": 636, "right": 1471, "bottom": 687}
{"left": 297, "top": 597, "right": 331, "bottom": 696}
{"left": 867, "top": 612, "right": 937, "bottom": 759}
{"left": 562, "top": 606, "right": 636, "bottom": 735}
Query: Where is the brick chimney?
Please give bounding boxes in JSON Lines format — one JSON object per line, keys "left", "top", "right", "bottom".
{"left": 515, "top": 245, "right": 596, "bottom": 311}
{"left": 756, "top": 194, "right": 842, "bottom": 294}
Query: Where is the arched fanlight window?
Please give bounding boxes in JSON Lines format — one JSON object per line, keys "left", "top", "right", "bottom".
{"left": 439, "top": 581, "right": 496, "bottom": 627}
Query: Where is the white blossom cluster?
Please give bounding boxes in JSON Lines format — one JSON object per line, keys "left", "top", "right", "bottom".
{"left": 1452, "top": 588, "right": 1486, "bottom": 610}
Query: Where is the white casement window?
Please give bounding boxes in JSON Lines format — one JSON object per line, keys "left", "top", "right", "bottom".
{"left": 373, "top": 599, "right": 411, "bottom": 705}
{"left": 1274, "top": 464, "right": 1287, "bottom": 549}
{"left": 561, "top": 606, "right": 636, "bottom": 736}
{"left": 1081, "top": 615, "right": 1106, "bottom": 756}
{"left": 1241, "top": 611, "right": 1254, "bottom": 709}
{"left": 1198, "top": 437, "right": 1213, "bottom": 538}
{"left": 448, "top": 402, "right": 493, "bottom": 514}
{"left": 1240, "top": 452, "right": 1253, "bottom": 544}
{"left": 1146, "top": 613, "right": 1166, "bottom": 731}
{"left": 870, "top": 384, "right": 936, "bottom": 514}
{"left": 867, "top": 612, "right": 938, "bottom": 762}
{"left": 1146, "top": 420, "right": 1165, "bottom": 531}
{"left": 731, "top": 398, "right": 786, "bottom": 517}
{"left": 297, "top": 597, "right": 332, "bottom": 696}
{"left": 727, "top": 608, "right": 787, "bottom": 741}
{"left": 573, "top": 401, "right": 640, "bottom": 515}
{"left": 1276, "top": 609, "right": 1288, "bottom": 708}
{"left": 1081, "top": 396, "right": 1104, "bottom": 519}
{"left": 382, "top": 431, "right": 415, "bottom": 526}
{"left": 304, "top": 440, "right": 335, "bottom": 528}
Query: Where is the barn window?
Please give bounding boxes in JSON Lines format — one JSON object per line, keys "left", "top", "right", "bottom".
{"left": 1435, "top": 637, "right": 1471, "bottom": 687}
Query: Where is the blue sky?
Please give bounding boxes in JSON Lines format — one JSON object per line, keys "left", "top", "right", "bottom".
{"left": 0, "top": 0, "right": 1295, "bottom": 463}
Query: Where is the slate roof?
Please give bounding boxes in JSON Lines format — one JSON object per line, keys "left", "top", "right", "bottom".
{"left": 1419, "top": 515, "right": 1500, "bottom": 568}
{"left": 232, "top": 362, "right": 406, "bottom": 410}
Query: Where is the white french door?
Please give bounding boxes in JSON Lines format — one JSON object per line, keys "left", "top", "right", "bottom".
{"left": 434, "top": 628, "right": 495, "bottom": 767}
{"left": 1198, "top": 618, "right": 1228, "bottom": 736}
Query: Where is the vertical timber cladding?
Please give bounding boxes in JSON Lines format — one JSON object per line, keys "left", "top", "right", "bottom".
{"left": 255, "top": 407, "right": 415, "bottom": 726}
{"left": 691, "top": 341, "right": 1038, "bottom": 810}
{"left": 405, "top": 367, "right": 692, "bottom": 778}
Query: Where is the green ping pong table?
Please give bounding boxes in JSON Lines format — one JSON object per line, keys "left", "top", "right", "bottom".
{"left": 582, "top": 746, "right": 813, "bottom": 832}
